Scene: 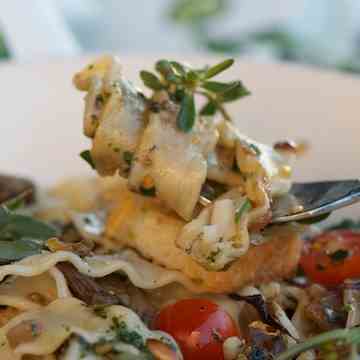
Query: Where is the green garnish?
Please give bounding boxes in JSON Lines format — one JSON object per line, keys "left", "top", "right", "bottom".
{"left": 140, "top": 186, "right": 156, "bottom": 197}
{"left": 123, "top": 151, "right": 134, "bottom": 166}
{"left": 80, "top": 150, "right": 95, "bottom": 169}
{"left": 276, "top": 327, "right": 360, "bottom": 360}
{"left": 177, "top": 91, "right": 196, "bottom": 132}
{"left": 329, "top": 249, "right": 349, "bottom": 262}
{"left": 140, "top": 71, "right": 164, "bottom": 91}
{"left": 249, "top": 143, "right": 261, "bottom": 156}
{"left": 140, "top": 58, "right": 250, "bottom": 132}
{"left": 0, "top": 204, "right": 57, "bottom": 263}
{"left": 111, "top": 318, "right": 147, "bottom": 352}
{"left": 235, "top": 198, "right": 252, "bottom": 223}
{"left": 207, "top": 248, "right": 221, "bottom": 263}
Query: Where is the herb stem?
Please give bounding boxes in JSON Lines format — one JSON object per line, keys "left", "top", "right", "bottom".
{"left": 195, "top": 90, "right": 232, "bottom": 122}
{"left": 276, "top": 328, "right": 360, "bottom": 360}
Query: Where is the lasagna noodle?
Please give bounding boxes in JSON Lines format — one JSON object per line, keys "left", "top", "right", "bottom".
{"left": 0, "top": 297, "right": 181, "bottom": 358}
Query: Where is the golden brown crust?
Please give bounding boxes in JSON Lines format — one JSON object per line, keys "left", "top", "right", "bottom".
{"left": 106, "top": 187, "right": 303, "bottom": 293}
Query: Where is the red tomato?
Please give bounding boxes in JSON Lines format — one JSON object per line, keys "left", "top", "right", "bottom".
{"left": 300, "top": 230, "right": 360, "bottom": 286}
{"left": 153, "top": 299, "right": 239, "bottom": 360}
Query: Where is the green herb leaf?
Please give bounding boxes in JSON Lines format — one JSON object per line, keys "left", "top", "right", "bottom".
{"left": 177, "top": 92, "right": 196, "bottom": 132}
{"left": 235, "top": 198, "right": 252, "bottom": 223}
{"left": 200, "top": 101, "right": 217, "bottom": 116}
{"left": 139, "top": 186, "right": 156, "bottom": 197}
{"left": 80, "top": 150, "right": 95, "bottom": 169}
{"left": 155, "top": 60, "right": 182, "bottom": 83}
{"left": 123, "top": 151, "right": 134, "bottom": 166}
{"left": 296, "top": 212, "right": 331, "bottom": 225}
{"left": 201, "top": 80, "right": 234, "bottom": 93}
{"left": 170, "top": 61, "right": 187, "bottom": 76}
{"left": 218, "top": 81, "right": 251, "bottom": 102}
{"left": 249, "top": 143, "right": 261, "bottom": 157}
{"left": 139, "top": 70, "right": 164, "bottom": 91}
{"left": 329, "top": 249, "right": 349, "bottom": 262}
{"left": 0, "top": 206, "right": 58, "bottom": 263}
{"left": 0, "top": 238, "right": 42, "bottom": 263}
{"left": 205, "top": 58, "right": 234, "bottom": 79}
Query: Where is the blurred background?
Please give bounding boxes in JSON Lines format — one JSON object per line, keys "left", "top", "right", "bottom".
{"left": 0, "top": 0, "right": 360, "bottom": 73}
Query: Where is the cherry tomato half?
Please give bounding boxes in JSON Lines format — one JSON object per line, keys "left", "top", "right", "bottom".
{"left": 300, "top": 230, "right": 360, "bottom": 286}
{"left": 153, "top": 299, "right": 239, "bottom": 360}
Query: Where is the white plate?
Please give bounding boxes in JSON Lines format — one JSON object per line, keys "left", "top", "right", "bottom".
{"left": 0, "top": 56, "right": 359, "bottom": 220}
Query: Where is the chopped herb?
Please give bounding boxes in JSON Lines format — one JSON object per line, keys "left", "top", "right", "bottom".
{"left": 249, "top": 143, "right": 261, "bottom": 156}
{"left": 31, "top": 321, "right": 40, "bottom": 337}
{"left": 111, "top": 318, "right": 146, "bottom": 351}
{"left": 316, "top": 263, "right": 326, "bottom": 271}
{"left": 140, "top": 186, "right": 156, "bottom": 197}
{"left": 113, "top": 147, "right": 120, "bottom": 153}
{"left": 123, "top": 151, "right": 134, "bottom": 166}
{"left": 207, "top": 249, "right": 221, "bottom": 263}
{"left": 80, "top": 150, "right": 95, "bottom": 169}
{"left": 88, "top": 64, "right": 94, "bottom": 70}
{"left": 329, "top": 249, "right": 349, "bottom": 263}
{"left": 235, "top": 198, "right": 252, "bottom": 223}
{"left": 93, "top": 305, "right": 108, "bottom": 319}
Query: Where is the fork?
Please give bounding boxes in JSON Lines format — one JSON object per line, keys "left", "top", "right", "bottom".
{"left": 200, "top": 179, "right": 360, "bottom": 224}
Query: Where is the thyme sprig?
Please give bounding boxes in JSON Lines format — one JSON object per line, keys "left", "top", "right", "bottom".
{"left": 276, "top": 327, "right": 360, "bottom": 360}
{"left": 140, "top": 58, "right": 250, "bottom": 132}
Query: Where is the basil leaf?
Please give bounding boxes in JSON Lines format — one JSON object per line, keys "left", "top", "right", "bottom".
{"left": 0, "top": 214, "right": 58, "bottom": 241}
{"left": 139, "top": 71, "right": 163, "bottom": 90}
{"left": 205, "top": 58, "right": 234, "bottom": 79}
{"left": 200, "top": 101, "right": 217, "bottom": 116}
{"left": 177, "top": 92, "right": 196, "bottom": 132}
{"left": 80, "top": 150, "right": 95, "bottom": 169}
{"left": 0, "top": 238, "right": 42, "bottom": 263}
{"left": 218, "top": 81, "right": 251, "bottom": 102}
